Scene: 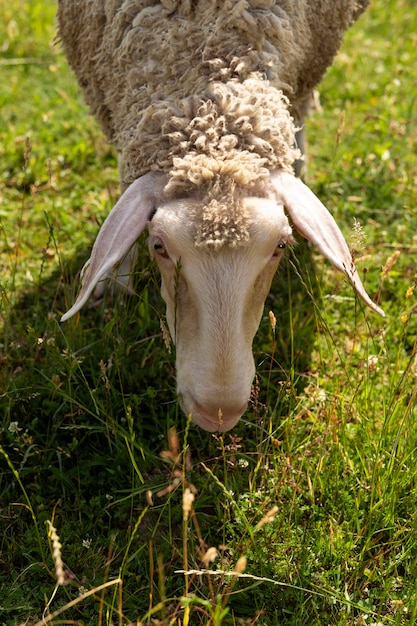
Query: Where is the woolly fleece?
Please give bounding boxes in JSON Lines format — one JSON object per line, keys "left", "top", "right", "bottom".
{"left": 57, "top": 0, "right": 369, "bottom": 243}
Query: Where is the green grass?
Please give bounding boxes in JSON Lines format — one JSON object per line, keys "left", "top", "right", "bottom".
{"left": 1, "top": 1, "right": 417, "bottom": 625}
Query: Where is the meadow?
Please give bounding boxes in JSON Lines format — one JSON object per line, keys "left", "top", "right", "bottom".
{"left": 1, "top": 1, "right": 416, "bottom": 624}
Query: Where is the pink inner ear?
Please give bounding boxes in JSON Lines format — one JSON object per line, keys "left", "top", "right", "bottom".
{"left": 61, "top": 172, "right": 166, "bottom": 322}
{"left": 270, "top": 170, "right": 384, "bottom": 317}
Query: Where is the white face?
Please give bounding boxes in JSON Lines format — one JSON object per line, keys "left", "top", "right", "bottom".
{"left": 62, "top": 172, "right": 383, "bottom": 429}
{"left": 148, "top": 196, "right": 293, "bottom": 432}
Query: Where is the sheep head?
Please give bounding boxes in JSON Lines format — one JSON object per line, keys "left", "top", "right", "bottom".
{"left": 61, "top": 170, "right": 384, "bottom": 432}
{"left": 148, "top": 193, "right": 294, "bottom": 431}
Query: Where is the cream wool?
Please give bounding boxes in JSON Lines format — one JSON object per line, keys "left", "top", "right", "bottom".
{"left": 57, "top": 0, "right": 368, "bottom": 201}
{"left": 59, "top": 0, "right": 384, "bottom": 432}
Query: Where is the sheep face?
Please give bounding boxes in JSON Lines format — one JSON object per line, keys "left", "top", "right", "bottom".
{"left": 149, "top": 196, "right": 293, "bottom": 431}
{"left": 61, "top": 171, "right": 383, "bottom": 432}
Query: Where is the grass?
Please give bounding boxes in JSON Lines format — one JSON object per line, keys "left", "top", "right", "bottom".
{"left": 1, "top": 1, "right": 416, "bottom": 624}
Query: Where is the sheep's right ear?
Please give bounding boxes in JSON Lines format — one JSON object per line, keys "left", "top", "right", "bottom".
{"left": 270, "top": 170, "right": 385, "bottom": 317}
{"left": 61, "top": 172, "right": 166, "bottom": 322}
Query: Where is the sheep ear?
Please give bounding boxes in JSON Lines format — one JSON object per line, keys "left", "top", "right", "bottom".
{"left": 270, "top": 170, "right": 384, "bottom": 317}
{"left": 61, "top": 172, "right": 166, "bottom": 322}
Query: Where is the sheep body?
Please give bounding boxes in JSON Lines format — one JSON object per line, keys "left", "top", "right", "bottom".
{"left": 57, "top": 1, "right": 367, "bottom": 193}
{"left": 58, "top": 0, "right": 384, "bottom": 432}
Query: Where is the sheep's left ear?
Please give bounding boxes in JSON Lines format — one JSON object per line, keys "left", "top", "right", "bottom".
{"left": 61, "top": 172, "right": 166, "bottom": 322}
{"left": 270, "top": 170, "right": 384, "bottom": 317}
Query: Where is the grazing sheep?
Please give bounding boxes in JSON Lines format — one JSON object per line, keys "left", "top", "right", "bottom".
{"left": 58, "top": 0, "right": 384, "bottom": 432}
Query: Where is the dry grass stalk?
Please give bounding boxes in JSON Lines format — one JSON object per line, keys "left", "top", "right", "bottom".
{"left": 254, "top": 505, "right": 279, "bottom": 531}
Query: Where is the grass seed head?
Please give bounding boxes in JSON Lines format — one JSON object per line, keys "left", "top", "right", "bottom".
{"left": 46, "top": 520, "right": 65, "bottom": 585}
{"left": 233, "top": 555, "right": 247, "bottom": 575}
{"left": 269, "top": 310, "right": 276, "bottom": 334}
{"left": 160, "top": 427, "right": 181, "bottom": 465}
{"left": 160, "top": 318, "right": 172, "bottom": 352}
{"left": 202, "top": 547, "right": 218, "bottom": 567}
{"left": 183, "top": 487, "right": 195, "bottom": 521}
{"left": 381, "top": 250, "right": 401, "bottom": 280}
{"left": 350, "top": 217, "right": 366, "bottom": 253}
{"left": 217, "top": 407, "right": 224, "bottom": 428}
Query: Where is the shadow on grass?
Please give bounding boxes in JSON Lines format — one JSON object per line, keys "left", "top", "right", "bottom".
{"left": 1, "top": 234, "right": 320, "bottom": 449}
{"left": 0, "top": 238, "right": 321, "bottom": 624}
{"left": 0, "top": 235, "right": 321, "bottom": 499}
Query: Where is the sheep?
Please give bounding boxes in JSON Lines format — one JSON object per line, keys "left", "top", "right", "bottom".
{"left": 58, "top": 0, "right": 384, "bottom": 432}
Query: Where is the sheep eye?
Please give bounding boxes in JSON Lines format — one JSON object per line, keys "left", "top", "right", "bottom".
{"left": 272, "top": 241, "right": 286, "bottom": 257}
{"left": 152, "top": 238, "right": 169, "bottom": 259}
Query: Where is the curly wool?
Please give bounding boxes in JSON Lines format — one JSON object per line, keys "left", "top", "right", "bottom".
{"left": 57, "top": 0, "right": 369, "bottom": 243}
{"left": 121, "top": 80, "right": 298, "bottom": 195}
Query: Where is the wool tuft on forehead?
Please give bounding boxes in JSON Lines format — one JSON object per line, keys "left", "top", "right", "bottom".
{"left": 193, "top": 187, "right": 252, "bottom": 250}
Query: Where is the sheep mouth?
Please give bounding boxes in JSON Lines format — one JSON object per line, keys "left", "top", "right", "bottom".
{"left": 181, "top": 396, "right": 248, "bottom": 432}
